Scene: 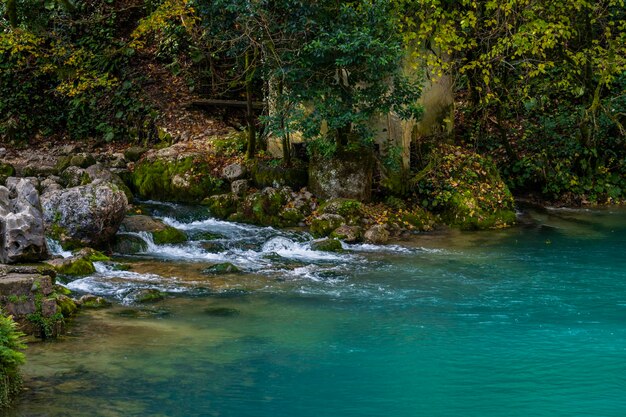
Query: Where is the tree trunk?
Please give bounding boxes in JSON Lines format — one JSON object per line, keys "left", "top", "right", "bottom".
{"left": 245, "top": 51, "right": 256, "bottom": 159}
{"left": 7, "top": 0, "right": 18, "bottom": 28}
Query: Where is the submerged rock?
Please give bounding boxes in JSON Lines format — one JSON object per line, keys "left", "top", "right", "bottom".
{"left": 113, "top": 233, "right": 148, "bottom": 254}
{"left": 125, "top": 289, "right": 166, "bottom": 304}
{"left": 41, "top": 180, "right": 128, "bottom": 248}
{"left": 203, "top": 307, "right": 240, "bottom": 317}
{"left": 0, "top": 178, "right": 49, "bottom": 263}
{"left": 119, "top": 215, "right": 187, "bottom": 245}
{"left": 79, "top": 294, "right": 111, "bottom": 309}
{"left": 202, "top": 263, "right": 241, "bottom": 275}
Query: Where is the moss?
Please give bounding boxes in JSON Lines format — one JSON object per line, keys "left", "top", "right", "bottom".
{"left": 55, "top": 295, "right": 77, "bottom": 317}
{"left": 310, "top": 214, "right": 345, "bottom": 238}
{"left": 202, "top": 263, "right": 241, "bottom": 275}
{"left": 152, "top": 226, "right": 187, "bottom": 245}
{"left": 311, "top": 238, "right": 343, "bottom": 252}
{"left": 126, "top": 289, "right": 166, "bottom": 303}
{"left": 55, "top": 258, "right": 96, "bottom": 277}
{"left": 0, "top": 162, "right": 15, "bottom": 185}
{"left": 131, "top": 156, "right": 225, "bottom": 203}
{"left": 249, "top": 160, "right": 308, "bottom": 189}
{"left": 414, "top": 145, "right": 516, "bottom": 230}
{"left": 235, "top": 188, "right": 290, "bottom": 227}
{"left": 80, "top": 296, "right": 111, "bottom": 309}
{"left": 280, "top": 207, "right": 305, "bottom": 226}
{"left": 202, "top": 194, "right": 238, "bottom": 219}
{"left": 319, "top": 198, "right": 363, "bottom": 224}
{"left": 54, "top": 156, "right": 72, "bottom": 173}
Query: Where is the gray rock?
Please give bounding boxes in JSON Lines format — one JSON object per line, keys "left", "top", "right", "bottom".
{"left": 69, "top": 153, "right": 96, "bottom": 168}
{"left": 0, "top": 178, "right": 49, "bottom": 263}
{"left": 41, "top": 180, "right": 128, "bottom": 248}
{"left": 231, "top": 179, "right": 249, "bottom": 196}
{"left": 364, "top": 224, "right": 390, "bottom": 244}
{"left": 330, "top": 225, "right": 363, "bottom": 243}
{"left": 60, "top": 166, "right": 88, "bottom": 187}
{"left": 123, "top": 146, "right": 147, "bottom": 162}
{"left": 113, "top": 233, "right": 148, "bottom": 254}
{"left": 40, "top": 178, "right": 63, "bottom": 195}
{"left": 222, "top": 163, "right": 247, "bottom": 181}
{"left": 309, "top": 213, "right": 345, "bottom": 238}
{"left": 309, "top": 152, "right": 373, "bottom": 201}
{"left": 0, "top": 147, "right": 6, "bottom": 157}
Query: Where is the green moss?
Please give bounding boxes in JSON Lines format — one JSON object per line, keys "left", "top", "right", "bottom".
{"left": 311, "top": 238, "right": 343, "bottom": 252}
{"left": 202, "top": 263, "right": 241, "bottom": 275}
{"left": 310, "top": 214, "right": 345, "bottom": 238}
{"left": 236, "top": 188, "right": 290, "bottom": 227}
{"left": 152, "top": 226, "right": 187, "bottom": 245}
{"left": 126, "top": 289, "right": 166, "bottom": 303}
{"left": 319, "top": 199, "right": 363, "bottom": 224}
{"left": 0, "top": 162, "right": 15, "bottom": 185}
{"left": 249, "top": 160, "right": 308, "bottom": 189}
{"left": 55, "top": 295, "right": 77, "bottom": 317}
{"left": 131, "top": 156, "right": 225, "bottom": 202}
{"left": 280, "top": 207, "right": 305, "bottom": 226}
{"left": 202, "top": 194, "right": 238, "bottom": 219}
{"left": 55, "top": 258, "right": 96, "bottom": 276}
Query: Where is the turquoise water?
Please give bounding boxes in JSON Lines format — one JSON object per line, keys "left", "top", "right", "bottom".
{"left": 9, "top": 207, "right": 626, "bottom": 416}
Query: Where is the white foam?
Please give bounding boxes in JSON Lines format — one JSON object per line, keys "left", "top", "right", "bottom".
{"left": 46, "top": 238, "right": 72, "bottom": 258}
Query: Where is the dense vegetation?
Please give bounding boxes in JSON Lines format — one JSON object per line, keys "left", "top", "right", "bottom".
{"left": 0, "top": 311, "right": 25, "bottom": 407}
{"left": 1, "top": 0, "right": 625, "bottom": 204}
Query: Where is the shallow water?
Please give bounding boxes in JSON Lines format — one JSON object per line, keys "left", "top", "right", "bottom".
{"left": 9, "top": 205, "right": 626, "bottom": 417}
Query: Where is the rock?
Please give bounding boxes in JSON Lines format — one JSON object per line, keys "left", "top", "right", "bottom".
{"left": 330, "top": 225, "right": 363, "bottom": 243}
{"left": 309, "top": 213, "right": 345, "bottom": 238}
{"left": 279, "top": 207, "right": 305, "bottom": 226}
{"left": 46, "top": 256, "right": 96, "bottom": 277}
{"left": 249, "top": 160, "right": 308, "bottom": 189}
{"left": 79, "top": 294, "right": 111, "bottom": 309}
{"left": 41, "top": 180, "right": 128, "bottom": 248}
{"left": 203, "top": 307, "right": 240, "bottom": 317}
{"left": 235, "top": 187, "right": 290, "bottom": 227}
{"left": 309, "top": 151, "right": 374, "bottom": 201}
{"left": 364, "top": 224, "right": 390, "bottom": 244}
{"left": 319, "top": 198, "right": 363, "bottom": 225}
{"left": 113, "top": 233, "right": 149, "bottom": 254}
{"left": 0, "top": 270, "right": 65, "bottom": 338}
{"left": 40, "top": 178, "right": 63, "bottom": 195}
{"left": 0, "top": 178, "right": 49, "bottom": 263}
{"left": 123, "top": 146, "right": 147, "bottom": 162}
{"left": 222, "top": 163, "right": 247, "bottom": 181}
{"left": 311, "top": 238, "right": 343, "bottom": 252}
{"left": 130, "top": 145, "right": 225, "bottom": 203}
{"left": 201, "top": 263, "right": 241, "bottom": 275}
{"left": 231, "top": 179, "right": 249, "bottom": 197}
{"left": 0, "top": 147, "right": 6, "bottom": 157}
{"left": 60, "top": 166, "right": 89, "bottom": 187}
{"left": 109, "top": 153, "right": 128, "bottom": 169}
{"left": 202, "top": 194, "right": 238, "bottom": 219}
{"left": 84, "top": 164, "right": 133, "bottom": 199}
{"left": 119, "top": 215, "right": 187, "bottom": 245}
{"left": 69, "top": 153, "right": 96, "bottom": 168}
{"left": 414, "top": 145, "right": 516, "bottom": 230}
{"left": 56, "top": 294, "right": 78, "bottom": 316}
{"left": 0, "top": 162, "right": 15, "bottom": 185}
{"left": 125, "top": 289, "right": 165, "bottom": 304}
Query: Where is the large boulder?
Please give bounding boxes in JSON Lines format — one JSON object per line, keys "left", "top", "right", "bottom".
{"left": 364, "top": 224, "right": 390, "bottom": 244}
{"left": 0, "top": 178, "right": 49, "bottom": 263}
{"left": 309, "top": 151, "right": 373, "bottom": 201}
{"left": 130, "top": 142, "right": 225, "bottom": 203}
{"left": 41, "top": 180, "right": 128, "bottom": 248}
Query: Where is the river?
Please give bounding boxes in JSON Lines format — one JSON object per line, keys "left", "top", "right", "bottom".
{"left": 8, "top": 204, "right": 626, "bottom": 416}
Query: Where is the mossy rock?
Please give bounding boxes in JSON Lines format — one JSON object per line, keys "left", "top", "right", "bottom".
{"left": 113, "top": 233, "right": 148, "bottom": 254}
{"left": 152, "top": 226, "right": 187, "bottom": 245}
{"left": 131, "top": 155, "right": 225, "bottom": 203}
{"left": 330, "top": 225, "right": 363, "bottom": 243}
{"left": 236, "top": 187, "right": 290, "bottom": 227}
{"left": 249, "top": 160, "right": 308, "bottom": 189}
{"left": 202, "top": 193, "right": 238, "bottom": 219}
{"left": 55, "top": 295, "right": 78, "bottom": 317}
{"left": 311, "top": 238, "right": 343, "bottom": 252}
{"left": 279, "top": 207, "right": 305, "bottom": 226}
{"left": 202, "top": 263, "right": 241, "bottom": 275}
{"left": 413, "top": 145, "right": 516, "bottom": 230}
{"left": 54, "top": 257, "right": 96, "bottom": 277}
{"left": 69, "top": 153, "right": 96, "bottom": 169}
{"left": 0, "top": 162, "right": 15, "bottom": 185}
{"left": 79, "top": 295, "right": 111, "bottom": 309}
{"left": 73, "top": 248, "right": 110, "bottom": 262}
{"left": 319, "top": 198, "right": 363, "bottom": 224}
{"left": 125, "top": 289, "right": 165, "bottom": 304}
{"left": 309, "top": 213, "right": 345, "bottom": 238}
{"left": 123, "top": 146, "right": 147, "bottom": 162}
{"left": 203, "top": 307, "right": 240, "bottom": 317}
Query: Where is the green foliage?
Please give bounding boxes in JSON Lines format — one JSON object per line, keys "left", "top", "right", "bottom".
{"left": 0, "top": 311, "right": 24, "bottom": 409}
{"left": 0, "top": 1, "right": 156, "bottom": 143}
{"left": 413, "top": 145, "right": 516, "bottom": 229}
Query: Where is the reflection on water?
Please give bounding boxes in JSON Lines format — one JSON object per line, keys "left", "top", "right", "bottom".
{"left": 8, "top": 206, "right": 626, "bottom": 417}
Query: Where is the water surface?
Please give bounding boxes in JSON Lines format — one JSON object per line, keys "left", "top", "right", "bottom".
{"left": 9, "top": 206, "right": 626, "bottom": 416}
